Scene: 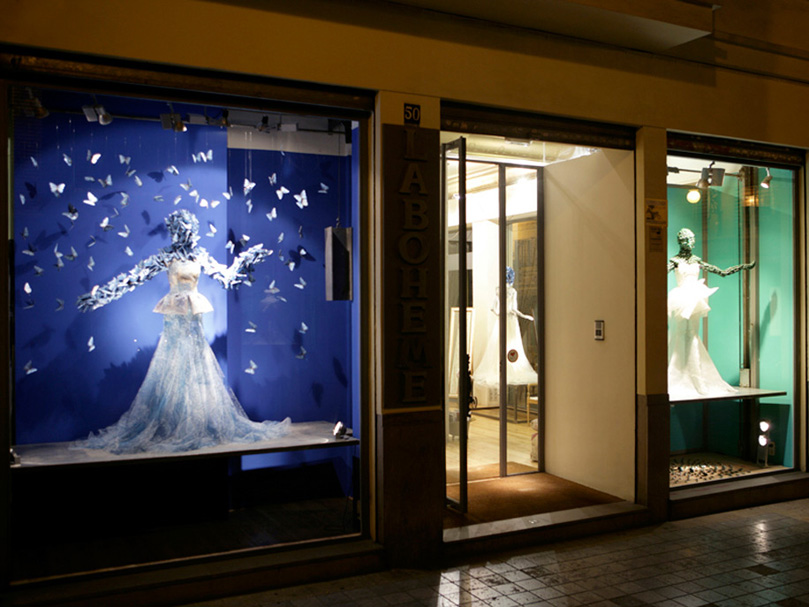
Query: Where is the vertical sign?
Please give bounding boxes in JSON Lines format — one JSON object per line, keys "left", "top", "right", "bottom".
{"left": 382, "top": 124, "right": 441, "bottom": 410}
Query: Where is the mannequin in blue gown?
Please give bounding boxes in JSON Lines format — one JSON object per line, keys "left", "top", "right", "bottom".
{"left": 74, "top": 209, "right": 291, "bottom": 454}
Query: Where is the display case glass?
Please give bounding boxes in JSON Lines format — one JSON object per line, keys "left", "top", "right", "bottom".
{"left": 7, "top": 85, "right": 363, "bottom": 578}
{"left": 666, "top": 154, "right": 795, "bottom": 487}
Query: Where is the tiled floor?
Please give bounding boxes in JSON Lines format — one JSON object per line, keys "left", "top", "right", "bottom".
{"left": 179, "top": 498, "right": 809, "bottom": 607}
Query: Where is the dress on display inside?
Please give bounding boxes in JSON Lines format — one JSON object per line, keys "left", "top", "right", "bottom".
{"left": 474, "top": 267, "right": 538, "bottom": 388}
{"left": 667, "top": 228, "right": 755, "bottom": 400}
{"left": 73, "top": 209, "right": 291, "bottom": 454}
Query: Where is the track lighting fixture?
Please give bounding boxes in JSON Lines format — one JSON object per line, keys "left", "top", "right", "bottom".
{"left": 257, "top": 115, "right": 270, "bottom": 132}
{"left": 761, "top": 168, "right": 773, "bottom": 189}
{"left": 210, "top": 109, "right": 229, "bottom": 128}
{"left": 160, "top": 113, "right": 187, "bottom": 132}
{"left": 82, "top": 104, "right": 113, "bottom": 125}
{"left": 82, "top": 96, "right": 112, "bottom": 125}
{"left": 24, "top": 88, "right": 49, "bottom": 119}
{"left": 696, "top": 161, "right": 724, "bottom": 189}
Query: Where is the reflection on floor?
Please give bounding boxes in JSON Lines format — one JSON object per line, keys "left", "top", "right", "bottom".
{"left": 670, "top": 451, "right": 788, "bottom": 487}
{"left": 445, "top": 414, "right": 620, "bottom": 528}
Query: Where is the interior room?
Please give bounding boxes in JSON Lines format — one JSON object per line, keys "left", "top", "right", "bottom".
{"left": 443, "top": 132, "right": 634, "bottom": 528}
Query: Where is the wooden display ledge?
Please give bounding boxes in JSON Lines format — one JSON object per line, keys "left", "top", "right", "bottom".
{"left": 11, "top": 421, "right": 358, "bottom": 469}
{"left": 669, "top": 387, "right": 786, "bottom": 404}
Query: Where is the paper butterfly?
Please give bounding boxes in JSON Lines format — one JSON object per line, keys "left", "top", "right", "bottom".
{"left": 88, "top": 151, "right": 101, "bottom": 164}
{"left": 120, "top": 192, "right": 130, "bottom": 207}
{"left": 206, "top": 222, "right": 217, "bottom": 237}
{"left": 30, "top": 157, "right": 38, "bottom": 168}
{"left": 62, "top": 205, "right": 79, "bottom": 222}
{"left": 83, "top": 191, "right": 98, "bottom": 206}
{"left": 134, "top": 175, "right": 143, "bottom": 187}
{"left": 245, "top": 199, "right": 252, "bottom": 213}
{"left": 173, "top": 195, "right": 182, "bottom": 205}
{"left": 23, "top": 282, "right": 32, "bottom": 295}
{"left": 180, "top": 180, "right": 192, "bottom": 192}
{"left": 266, "top": 280, "right": 280, "bottom": 294}
{"left": 266, "top": 207, "right": 277, "bottom": 222}
{"left": 99, "top": 216, "right": 112, "bottom": 230}
{"left": 62, "top": 153, "right": 72, "bottom": 166}
{"left": 268, "top": 173, "right": 277, "bottom": 185}
{"left": 245, "top": 360, "right": 257, "bottom": 375}
{"left": 98, "top": 174, "right": 113, "bottom": 188}
{"left": 118, "top": 224, "right": 130, "bottom": 238}
{"left": 154, "top": 195, "right": 164, "bottom": 202}
{"left": 294, "top": 276, "right": 306, "bottom": 290}
{"left": 65, "top": 246, "right": 78, "bottom": 261}
{"left": 125, "top": 167, "right": 136, "bottom": 177}
{"left": 243, "top": 178, "right": 256, "bottom": 196}
{"left": 88, "top": 336, "right": 95, "bottom": 352}
{"left": 278, "top": 232, "right": 284, "bottom": 243}
{"left": 49, "top": 182, "right": 66, "bottom": 197}
{"left": 118, "top": 154, "right": 131, "bottom": 165}
{"left": 199, "top": 198, "right": 209, "bottom": 208}
{"left": 318, "top": 182, "right": 329, "bottom": 194}
{"left": 276, "top": 186, "right": 289, "bottom": 200}
{"left": 87, "top": 256, "right": 95, "bottom": 271}
{"left": 166, "top": 165, "right": 179, "bottom": 175}
{"left": 299, "top": 322, "right": 308, "bottom": 334}
{"left": 296, "top": 346, "right": 307, "bottom": 360}
{"left": 124, "top": 246, "right": 133, "bottom": 256}
{"left": 245, "top": 321, "right": 257, "bottom": 334}
{"left": 23, "top": 360, "right": 37, "bottom": 375}
{"left": 294, "top": 190, "right": 308, "bottom": 209}
{"left": 55, "top": 299, "right": 64, "bottom": 312}
{"left": 192, "top": 149, "right": 213, "bottom": 163}
{"left": 210, "top": 199, "right": 221, "bottom": 209}
{"left": 33, "top": 265, "right": 43, "bottom": 276}
{"left": 223, "top": 187, "right": 233, "bottom": 201}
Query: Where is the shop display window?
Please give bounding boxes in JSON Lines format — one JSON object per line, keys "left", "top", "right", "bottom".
{"left": 666, "top": 154, "right": 796, "bottom": 487}
{"left": 7, "top": 85, "right": 363, "bottom": 579}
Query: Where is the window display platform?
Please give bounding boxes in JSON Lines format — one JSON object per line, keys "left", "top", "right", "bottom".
{"left": 669, "top": 387, "right": 786, "bottom": 404}
{"left": 11, "top": 421, "right": 357, "bottom": 469}
{"left": 670, "top": 452, "right": 788, "bottom": 487}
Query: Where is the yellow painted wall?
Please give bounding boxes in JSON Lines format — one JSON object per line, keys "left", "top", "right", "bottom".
{"left": 3, "top": 0, "right": 809, "bottom": 148}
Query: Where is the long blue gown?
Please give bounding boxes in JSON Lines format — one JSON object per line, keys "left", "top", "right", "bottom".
{"left": 76, "top": 259, "right": 291, "bottom": 454}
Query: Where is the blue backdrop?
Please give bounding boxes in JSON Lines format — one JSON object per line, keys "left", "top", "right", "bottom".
{"left": 13, "top": 108, "right": 355, "bottom": 448}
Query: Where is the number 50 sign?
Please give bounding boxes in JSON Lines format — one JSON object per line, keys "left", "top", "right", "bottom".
{"left": 404, "top": 103, "right": 421, "bottom": 126}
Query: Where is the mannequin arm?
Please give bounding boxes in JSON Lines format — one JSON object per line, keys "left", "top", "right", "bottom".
{"left": 77, "top": 253, "right": 166, "bottom": 311}
{"left": 701, "top": 259, "right": 756, "bottom": 277}
{"left": 202, "top": 244, "right": 272, "bottom": 289}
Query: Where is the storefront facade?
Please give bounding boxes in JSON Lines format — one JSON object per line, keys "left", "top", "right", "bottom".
{"left": 2, "top": 1, "right": 809, "bottom": 604}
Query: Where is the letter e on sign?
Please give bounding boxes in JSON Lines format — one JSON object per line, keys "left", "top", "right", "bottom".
{"left": 404, "top": 103, "right": 421, "bottom": 126}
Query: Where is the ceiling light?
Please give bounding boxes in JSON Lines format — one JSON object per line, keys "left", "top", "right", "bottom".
{"left": 761, "top": 168, "right": 772, "bottom": 189}
{"left": 686, "top": 189, "right": 701, "bottom": 203}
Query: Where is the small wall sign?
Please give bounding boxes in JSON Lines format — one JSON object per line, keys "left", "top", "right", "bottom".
{"left": 404, "top": 103, "right": 421, "bottom": 126}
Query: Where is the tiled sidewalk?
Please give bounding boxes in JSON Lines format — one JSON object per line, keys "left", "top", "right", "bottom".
{"left": 181, "top": 499, "right": 809, "bottom": 607}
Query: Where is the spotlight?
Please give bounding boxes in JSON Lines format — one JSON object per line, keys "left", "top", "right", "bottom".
{"left": 761, "top": 168, "right": 773, "bottom": 189}
{"left": 757, "top": 419, "right": 772, "bottom": 467}
{"left": 686, "top": 189, "right": 701, "bottom": 204}
{"left": 697, "top": 161, "right": 725, "bottom": 188}
{"left": 23, "top": 88, "right": 49, "bottom": 119}
{"left": 160, "top": 113, "right": 187, "bottom": 132}
{"left": 257, "top": 115, "right": 270, "bottom": 132}
{"left": 210, "top": 109, "right": 229, "bottom": 128}
{"left": 82, "top": 104, "right": 113, "bottom": 125}
{"left": 332, "top": 421, "right": 353, "bottom": 439}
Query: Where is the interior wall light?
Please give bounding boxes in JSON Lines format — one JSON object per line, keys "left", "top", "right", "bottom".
{"left": 761, "top": 167, "right": 773, "bottom": 189}
{"left": 686, "top": 189, "right": 701, "bottom": 203}
{"left": 82, "top": 102, "right": 113, "bottom": 126}
{"left": 757, "top": 420, "right": 772, "bottom": 467}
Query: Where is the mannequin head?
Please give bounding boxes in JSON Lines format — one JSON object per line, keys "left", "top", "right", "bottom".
{"left": 165, "top": 209, "right": 200, "bottom": 247}
{"left": 677, "top": 228, "right": 695, "bottom": 252}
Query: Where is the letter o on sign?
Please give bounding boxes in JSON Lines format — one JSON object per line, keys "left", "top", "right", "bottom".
{"left": 398, "top": 232, "right": 429, "bottom": 264}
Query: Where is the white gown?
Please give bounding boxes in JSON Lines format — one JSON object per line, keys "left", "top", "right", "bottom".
{"left": 474, "top": 286, "right": 538, "bottom": 388}
{"left": 668, "top": 261, "right": 736, "bottom": 400}
{"left": 76, "top": 259, "right": 291, "bottom": 454}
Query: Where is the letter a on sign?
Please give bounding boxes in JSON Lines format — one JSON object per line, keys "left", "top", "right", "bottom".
{"left": 399, "top": 163, "right": 427, "bottom": 195}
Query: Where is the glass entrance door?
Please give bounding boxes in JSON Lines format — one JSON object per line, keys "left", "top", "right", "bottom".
{"left": 444, "top": 136, "right": 541, "bottom": 513}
